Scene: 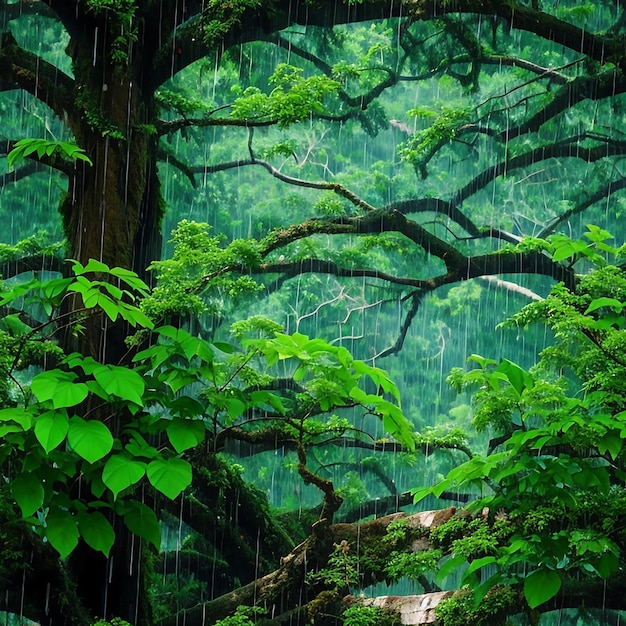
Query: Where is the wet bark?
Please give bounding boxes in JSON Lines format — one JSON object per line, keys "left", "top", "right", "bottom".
{"left": 50, "top": 13, "right": 161, "bottom": 625}
{"left": 160, "top": 509, "right": 457, "bottom": 626}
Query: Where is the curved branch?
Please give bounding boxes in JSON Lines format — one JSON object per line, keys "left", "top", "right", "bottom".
{"left": 190, "top": 157, "right": 377, "bottom": 212}
{"left": 255, "top": 211, "right": 576, "bottom": 291}
{"left": 539, "top": 175, "right": 626, "bottom": 238}
{"left": 0, "top": 160, "right": 49, "bottom": 188}
{"left": 0, "top": 254, "right": 66, "bottom": 279}
{"left": 500, "top": 72, "right": 625, "bottom": 142}
{"left": 257, "top": 258, "right": 434, "bottom": 289}
{"left": 453, "top": 135, "right": 626, "bottom": 206}
{"left": 391, "top": 198, "right": 480, "bottom": 237}
{"left": 374, "top": 291, "right": 423, "bottom": 359}
{"left": 0, "top": 31, "right": 75, "bottom": 120}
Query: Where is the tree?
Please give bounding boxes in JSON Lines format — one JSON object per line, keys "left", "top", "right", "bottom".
{"left": 2, "top": 0, "right": 626, "bottom": 624}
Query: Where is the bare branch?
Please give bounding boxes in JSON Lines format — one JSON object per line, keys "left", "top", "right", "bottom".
{"left": 374, "top": 291, "right": 423, "bottom": 359}
{"left": 539, "top": 176, "right": 626, "bottom": 238}
{"left": 453, "top": 134, "right": 626, "bottom": 206}
{"left": 189, "top": 157, "right": 377, "bottom": 212}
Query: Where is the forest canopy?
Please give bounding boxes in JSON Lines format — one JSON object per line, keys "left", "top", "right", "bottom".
{"left": 1, "top": 0, "right": 626, "bottom": 625}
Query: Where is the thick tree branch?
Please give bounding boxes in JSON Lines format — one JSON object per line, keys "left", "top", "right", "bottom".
{"left": 391, "top": 198, "right": 480, "bottom": 237}
{"left": 0, "top": 31, "right": 75, "bottom": 120}
{"left": 0, "top": 254, "right": 66, "bottom": 279}
{"left": 161, "top": 509, "right": 457, "bottom": 626}
{"left": 500, "top": 72, "right": 626, "bottom": 142}
{"left": 257, "top": 258, "right": 435, "bottom": 290}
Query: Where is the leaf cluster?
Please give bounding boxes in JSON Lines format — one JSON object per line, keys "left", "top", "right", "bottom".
{"left": 7, "top": 139, "right": 93, "bottom": 170}
{"left": 230, "top": 64, "right": 340, "bottom": 127}
{"left": 0, "top": 254, "right": 414, "bottom": 564}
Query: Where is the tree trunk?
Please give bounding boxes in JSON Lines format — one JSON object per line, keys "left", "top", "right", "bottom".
{"left": 55, "top": 19, "right": 162, "bottom": 625}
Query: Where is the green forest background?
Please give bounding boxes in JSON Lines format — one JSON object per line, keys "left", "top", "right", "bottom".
{"left": 2, "top": 1, "right": 626, "bottom": 625}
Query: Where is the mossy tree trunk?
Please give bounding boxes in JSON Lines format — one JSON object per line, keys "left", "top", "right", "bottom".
{"left": 50, "top": 11, "right": 162, "bottom": 625}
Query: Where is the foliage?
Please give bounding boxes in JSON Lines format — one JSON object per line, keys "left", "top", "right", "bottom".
{"left": 144, "top": 220, "right": 262, "bottom": 320}
{"left": 306, "top": 540, "right": 360, "bottom": 590}
{"left": 214, "top": 605, "right": 266, "bottom": 626}
{"left": 0, "top": 231, "right": 65, "bottom": 262}
{"left": 343, "top": 605, "right": 398, "bottom": 626}
{"left": 7, "top": 139, "right": 93, "bottom": 170}
{"left": 230, "top": 64, "right": 340, "bottom": 127}
{"left": 414, "top": 233, "right": 626, "bottom": 612}
{"left": 92, "top": 619, "right": 133, "bottom": 626}
{"left": 0, "top": 256, "right": 414, "bottom": 562}
{"left": 399, "top": 106, "right": 471, "bottom": 175}
{"left": 435, "top": 586, "right": 521, "bottom": 626}
{"left": 6, "top": 0, "right": 626, "bottom": 622}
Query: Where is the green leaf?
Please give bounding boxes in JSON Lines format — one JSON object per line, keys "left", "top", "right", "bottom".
{"left": 102, "top": 454, "right": 147, "bottom": 499}
{"left": 598, "top": 431, "right": 623, "bottom": 460}
{"left": 585, "top": 297, "right": 623, "bottom": 314}
{"left": 46, "top": 509, "right": 79, "bottom": 558}
{"left": 584, "top": 224, "right": 613, "bottom": 243}
{"left": 31, "top": 370, "right": 89, "bottom": 408}
{"left": 462, "top": 556, "right": 497, "bottom": 585}
{"left": 592, "top": 550, "right": 619, "bottom": 578}
{"left": 0, "top": 407, "right": 33, "bottom": 431}
{"left": 67, "top": 417, "right": 114, "bottom": 464}
{"left": 11, "top": 474, "right": 45, "bottom": 517}
{"left": 436, "top": 553, "right": 466, "bottom": 582}
{"left": 495, "top": 358, "right": 532, "bottom": 396}
{"left": 551, "top": 243, "right": 576, "bottom": 261}
{"left": 92, "top": 364, "right": 145, "bottom": 405}
{"left": 166, "top": 419, "right": 205, "bottom": 453}
{"left": 2, "top": 313, "right": 33, "bottom": 335}
{"left": 75, "top": 258, "right": 110, "bottom": 275}
{"left": 523, "top": 569, "right": 561, "bottom": 608}
{"left": 212, "top": 341, "right": 236, "bottom": 354}
{"left": 34, "top": 410, "right": 69, "bottom": 452}
{"left": 77, "top": 510, "right": 115, "bottom": 556}
{"left": 109, "top": 266, "right": 150, "bottom": 295}
{"left": 122, "top": 501, "right": 161, "bottom": 548}
{"left": 97, "top": 293, "right": 120, "bottom": 321}
{"left": 168, "top": 395, "right": 205, "bottom": 418}
{"left": 147, "top": 457, "right": 192, "bottom": 499}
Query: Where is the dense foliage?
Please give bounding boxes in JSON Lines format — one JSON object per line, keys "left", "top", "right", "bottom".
{"left": 2, "top": 0, "right": 626, "bottom": 625}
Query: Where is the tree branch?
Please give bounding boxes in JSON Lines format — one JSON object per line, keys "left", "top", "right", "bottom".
{"left": 0, "top": 31, "right": 75, "bottom": 120}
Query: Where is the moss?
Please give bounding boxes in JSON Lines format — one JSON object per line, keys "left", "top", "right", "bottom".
{"left": 343, "top": 604, "right": 399, "bottom": 626}
{"left": 436, "top": 586, "right": 524, "bottom": 626}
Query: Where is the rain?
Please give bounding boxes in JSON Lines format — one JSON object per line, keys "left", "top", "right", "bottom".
{"left": 0, "top": 1, "right": 625, "bottom": 625}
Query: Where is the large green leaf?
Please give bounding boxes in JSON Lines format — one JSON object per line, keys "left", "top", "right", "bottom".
{"left": 67, "top": 417, "right": 114, "bottom": 463}
{"left": 147, "top": 457, "right": 192, "bottom": 499}
{"left": 102, "top": 454, "right": 146, "bottom": 499}
{"left": 92, "top": 364, "right": 145, "bottom": 405}
{"left": 0, "top": 407, "right": 33, "bottom": 431}
{"left": 34, "top": 410, "right": 69, "bottom": 453}
{"left": 523, "top": 569, "right": 561, "bottom": 608}
{"left": 495, "top": 358, "right": 533, "bottom": 397}
{"left": 11, "top": 474, "right": 45, "bottom": 517}
{"left": 166, "top": 419, "right": 205, "bottom": 453}
{"left": 46, "top": 509, "right": 79, "bottom": 558}
{"left": 77, "top": 510, "right": 115, "bottom": 556}
{"left": 31, "top": 370, "right": 88, "bottom": 408}
{"left": 122, "top": 501, "right": 161, "bottom": 549}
